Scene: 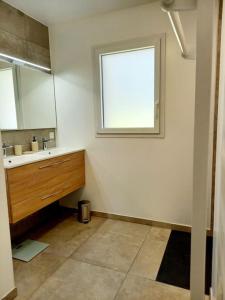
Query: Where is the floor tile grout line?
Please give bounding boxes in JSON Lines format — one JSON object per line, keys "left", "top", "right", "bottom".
{"left": 16, "top": 218, "right": 156, "bottom": 299}
{"left": 30, "top": 219, "right": 149, "bottom": 300}
{"left": 113, "top": 225, "right": 152, "bottom": 300}
{"left": 68, "top": 218, "right": 107, "bottom": 259}
{"left": 69, "top": 219, "right": 150, "bottom": 271}
{"left": 69, "top": 217, "right": 149, "bottom": 261}
{"left": 71, "top": 256, "right": 127, "bottom": 275}
{"left": 29, "top": 236, "right": 105, "bottom": 300}
{"left": 20, "top": 255, "right": 67, "bottom": 300}
{"left": 127, "top": 232, "right": 171, "bottom": 283}
{"left": 16, "top": 218, "right": 107, "bottom": 300}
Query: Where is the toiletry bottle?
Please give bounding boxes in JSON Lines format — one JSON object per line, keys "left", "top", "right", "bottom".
{"left": 31, "top": 136, "right": 39, "bottom": 152}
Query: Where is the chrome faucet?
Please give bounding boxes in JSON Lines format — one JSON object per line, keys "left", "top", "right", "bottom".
{"left": 42, "top": 138, "right": 50, "bottom": 151}
{"left": 2, "top": 143, "right": 13, "bottom": 158}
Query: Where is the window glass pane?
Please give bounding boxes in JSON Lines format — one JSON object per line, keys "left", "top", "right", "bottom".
{"left": 101, "top": 47, "right": 155, "bottom": 129}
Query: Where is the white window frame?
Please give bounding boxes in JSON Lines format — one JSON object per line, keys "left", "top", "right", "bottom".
{"left": 93, "top": 34, "right": 165, "bottom": 137}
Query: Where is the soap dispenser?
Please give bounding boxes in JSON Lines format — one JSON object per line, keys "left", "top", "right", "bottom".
{"left": 31, "top": 136, "right": 39, "bottom": 152}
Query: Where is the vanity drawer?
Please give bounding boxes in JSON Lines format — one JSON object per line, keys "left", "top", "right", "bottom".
{"left": 11, "top": 185, "right": 69, "bottom": 223}
{"left": 30, "top": 152, "right": 85, "bottom": 202}
{"left": 6, "top": 151, "right": 85, "bottom": 223}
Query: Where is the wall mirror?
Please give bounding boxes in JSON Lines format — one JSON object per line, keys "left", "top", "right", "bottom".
{"left": 0, "top": 60, "right": 57, "bottom": 130}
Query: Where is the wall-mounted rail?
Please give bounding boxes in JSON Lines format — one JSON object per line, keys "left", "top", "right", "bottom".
{"left": 161, "top": 0, "right": 197, "bottom": 59}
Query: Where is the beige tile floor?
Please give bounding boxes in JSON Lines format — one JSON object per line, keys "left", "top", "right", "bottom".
{"left": 13, "top": 216, "right": 208, "bottom": 300}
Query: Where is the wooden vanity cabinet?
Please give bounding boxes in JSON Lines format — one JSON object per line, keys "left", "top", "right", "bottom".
{"left": 5, "top": 151, "right": 85, "bottom": 224}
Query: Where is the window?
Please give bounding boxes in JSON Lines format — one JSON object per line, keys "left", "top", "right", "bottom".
{"left": 94, "top": 35, "right": 165, "bottom": 136}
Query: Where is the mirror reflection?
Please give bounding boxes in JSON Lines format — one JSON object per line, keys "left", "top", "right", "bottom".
{"left": 0, "top": 60, "right": 57, "bottom": 130}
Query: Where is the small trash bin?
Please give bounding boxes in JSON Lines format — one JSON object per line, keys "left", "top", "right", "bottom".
{"left": 78, "top": 200, "right": 91, "bottom": 223}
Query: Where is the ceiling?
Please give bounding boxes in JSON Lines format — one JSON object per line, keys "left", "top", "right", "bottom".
{"left": 3, "top": 0, "right": 158, "bottom": 26}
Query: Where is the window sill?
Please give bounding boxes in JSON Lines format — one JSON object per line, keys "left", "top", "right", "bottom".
{"left": 95, "top": 132, "right": 165, "bottom": 138}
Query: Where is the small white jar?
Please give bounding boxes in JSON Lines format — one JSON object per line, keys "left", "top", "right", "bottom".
{"left": 14, "top": 145, "right": 22, "bottom": 156}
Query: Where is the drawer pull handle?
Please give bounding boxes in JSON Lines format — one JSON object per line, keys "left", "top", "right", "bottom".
{"left": 39, "top": 158, "right": 71, "bottom": 169}
{"left": 39, "top": 163, "right": 54, "bottom": 169}
{"left": 41, "top": 190, "right": 61, "bottom": 200}
{"left": 53, "top": 159, "right": 71, "bottom": 166}
{"left": 63, "top": 185, "right": 71, "bottom": 190}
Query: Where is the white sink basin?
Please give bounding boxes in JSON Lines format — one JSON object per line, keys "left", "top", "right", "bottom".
{"left": 37, "top": 148, "right": 69, "bottom": 157}
{"left": 3, "top": 153, "right": 40, "bottom": 168}
{"left": 3, "top": 147, "right": 84, "bottom": 169}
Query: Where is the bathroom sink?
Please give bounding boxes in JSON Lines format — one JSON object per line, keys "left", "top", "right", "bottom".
{"left": 3, "top": 153, "right": 40, "bottom": 168}
{"left": 37, "top": 148, "right": 69, "bottom": 157}
{"left": 3, "top": 147, "right": 84, "bottom": 169}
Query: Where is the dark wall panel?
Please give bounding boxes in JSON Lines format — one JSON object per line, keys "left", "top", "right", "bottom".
{"left": 0, "top": 1, "right": 50, "bottom": 68}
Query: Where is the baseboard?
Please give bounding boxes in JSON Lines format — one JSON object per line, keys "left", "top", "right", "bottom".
{"left": 92, "top": 211, "right": 212, "bottom": 235}
{"left": 92, "top": 211, "right": 192, "bottom": 232}
{"left": 210, "top": 287, "right": 215, "bottom": 300}
{"left": 2, "top": 288, "right": 17, "bottom": 300}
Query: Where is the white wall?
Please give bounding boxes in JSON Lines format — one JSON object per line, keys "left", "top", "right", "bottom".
{"left": 50, "top": 1, "right": 199, "bottom": 226}
{"left": 212, "top": 1, "right": 225, "bottom": 298}
{"left": 0, "top": 132, "right": 15, "bottom": 299}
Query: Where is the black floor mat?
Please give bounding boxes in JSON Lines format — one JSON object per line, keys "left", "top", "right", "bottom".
{"left": 156, "top": 230, "right": 212, "bottom": 295}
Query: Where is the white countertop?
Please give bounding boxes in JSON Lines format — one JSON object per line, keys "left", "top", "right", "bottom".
{"left": 3, "top": 147, "right": 85, "bottom": 169}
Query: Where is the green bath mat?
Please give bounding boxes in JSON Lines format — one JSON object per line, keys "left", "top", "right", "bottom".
{"left": 12, "top": 239, "right": 49, "bottom": 262}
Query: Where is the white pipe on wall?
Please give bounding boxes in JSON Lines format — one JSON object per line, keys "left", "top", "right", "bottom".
{"left": 161, "top": 0, "right": 197, "bottom": 59}
{"left": 167, "top": 11, "right": 188, "bottom": 57}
